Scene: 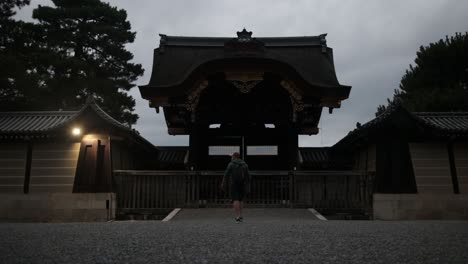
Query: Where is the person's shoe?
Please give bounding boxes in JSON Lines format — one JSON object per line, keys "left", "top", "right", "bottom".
{"left": 235, "top": 217, "right": 242, "bottom": 223}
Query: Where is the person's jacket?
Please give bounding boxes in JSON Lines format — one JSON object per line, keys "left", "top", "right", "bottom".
{"left": 221, "top": 158, "right": 251, "bottom": 192}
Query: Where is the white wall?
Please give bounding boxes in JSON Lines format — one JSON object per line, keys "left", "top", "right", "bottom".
{"left": 409, "top": 143, "right": 453, "bottom": 193}
{"left": 0, "top": 143, "right": 27, "bottom": 193}
{"left": 29, "top": 142, "right": 80, "bottom": 193}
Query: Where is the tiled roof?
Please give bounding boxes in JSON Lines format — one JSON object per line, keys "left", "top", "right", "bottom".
{"left": 414, "top": 112, "right": 468, "bottom": 132}
{"left": 74, "top": 100, "right": 131, "bottom": 131}
{"left": 0, "top": 98, "right": 131, "bottom": 135}
{"left": 0, "top": 111, "right": 75, "bottom": 133}
{"left": 299, "top": 148, "right": 329, "bottom": 167}
{"left": 160, "top": 34, "right": 326, "bottom": 47}
{"left": 141, "top": 31, "right": 350, "bottom": 99}
{"left": 0, "top": 98, "right": 157, "bottom": 150}
{"left": 334, "top": 102, "right": 468, "bottom": 148}
{"left": 156, "top": 147, "right": 188, "bottom": 164}
{"left": 298, "top": 147, "right": 352, "bottom": 169}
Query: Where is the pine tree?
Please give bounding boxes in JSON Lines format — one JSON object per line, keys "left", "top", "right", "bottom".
{"left": 32, "top": 0, "right": 144, "bottom": 126}
{"left": 0, "top": 0, "right": 45, "bottom": 110}
{"left": 377, "top": 32, "right": 468, "bottom": 116}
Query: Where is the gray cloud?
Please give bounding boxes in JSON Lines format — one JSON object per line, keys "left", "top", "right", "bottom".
{"left": 16, "top": 0, "right": 468, "bottom": 147}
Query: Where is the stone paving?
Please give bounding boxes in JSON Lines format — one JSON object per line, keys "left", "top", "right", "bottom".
{"left": 1, "top": 208, "right": 468, "bottom": 263}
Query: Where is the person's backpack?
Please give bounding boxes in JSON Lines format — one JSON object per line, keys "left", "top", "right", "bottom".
{"left": 232, "top": 163, "right": 247, "bottom": 184}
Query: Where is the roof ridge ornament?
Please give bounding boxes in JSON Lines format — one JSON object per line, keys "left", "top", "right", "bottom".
{"left": 237, "top": 28, "right": 253, "bottom": 42}
{"left": 159, "top": 34, "right": 167, "bottom": 53}
{"left": 319, "top": 33, "right": 327, "bottom": 53}
{"left": 225, "top": 29, "right": 264, "bottom": 53}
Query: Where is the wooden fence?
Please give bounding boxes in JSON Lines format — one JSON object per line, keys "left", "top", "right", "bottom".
{"left": 195, "top": 171, "right": 291, "bottom": 206}
{"left": 113, "top": 170, "right": 373, "bottom": 215}
{"left": 292, "top": 171, "right": 374, "bottom": 210}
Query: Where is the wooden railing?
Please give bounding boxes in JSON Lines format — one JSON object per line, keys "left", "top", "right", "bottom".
{"left": 292, "top": 171, "right": 374, "bottom": 210}
{"left": 195, "top": 171, "right": 291, "bottom": 206}
{"left": 113, "top": 170, "right": 373, "bottom": 213}
{"left": 113, "top": 171, "right": 190, "bottom": 210}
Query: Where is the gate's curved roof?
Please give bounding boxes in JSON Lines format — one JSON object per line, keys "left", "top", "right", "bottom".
{"left": 140, "top": 30, "right": 350, "bottom": 99}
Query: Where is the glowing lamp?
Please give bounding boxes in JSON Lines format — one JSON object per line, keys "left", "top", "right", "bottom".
{"left": 72, "top": 127, "right": 81, "bottom": 136}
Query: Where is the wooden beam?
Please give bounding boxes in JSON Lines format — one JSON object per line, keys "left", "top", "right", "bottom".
{"left": 23, "top": 142, "right": 33, "bottom": 194}
{"left": 447, "top": 141, "right": 460, "bottom": 194}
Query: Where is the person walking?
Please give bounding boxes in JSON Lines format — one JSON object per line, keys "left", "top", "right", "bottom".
{"left": 221, "top": 152, "right": 251, "bottom": 223}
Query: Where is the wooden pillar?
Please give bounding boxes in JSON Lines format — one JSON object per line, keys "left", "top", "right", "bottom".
{"left": 23, "top": 142, "right": 33, "bottom": 194}
{"left": 189, "top": 126, "right": 207, "bottom": 170}
{"left": 74, "top": 134, "right": 112, "bottom": 192}
{"left": 447, "top": 141, "right": 460, "bottom": 194}
{"left": 286, "top": 125, "right": 298, "bottom": 170}
{"left": 390, "top": 139, "right": 401, "bottom": 192}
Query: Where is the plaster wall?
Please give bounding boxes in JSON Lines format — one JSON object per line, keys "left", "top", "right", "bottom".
{"left": 29, "top": 142, "right": 80, "bottom": 193}
{"left": 0, "top": 193, "right": 115, "bottom": 222}
{"left": 409, "top": 143, "right": 453, "bottom": 193}
{"left": 0, "top": 143, "right": 27, "bottom": 193}
{"left": 373, "top": 193, "right": 468, "bottom": 220}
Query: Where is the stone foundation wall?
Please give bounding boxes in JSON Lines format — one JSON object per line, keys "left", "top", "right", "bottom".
{"left": 0, "top": 193, "right": 115, "bottom": 222}
{"left": 374, "top": 193, "right": 468, "bottom": 220}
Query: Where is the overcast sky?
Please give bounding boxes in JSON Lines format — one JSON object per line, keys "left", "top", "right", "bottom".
{"left": 16, "top": 0, "right": 468, "bottom": 147}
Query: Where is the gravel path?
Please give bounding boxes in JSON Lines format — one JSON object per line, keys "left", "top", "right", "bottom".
{"left": 173, "top": 208, "right": 320, "bottom": 222}
{"left": 1, "top": 209, "right": 467, "bottom": 264}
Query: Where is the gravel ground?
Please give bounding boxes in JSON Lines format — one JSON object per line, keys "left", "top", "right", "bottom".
{"left": 1, "top": 209, "right": 468, "bottom": 264}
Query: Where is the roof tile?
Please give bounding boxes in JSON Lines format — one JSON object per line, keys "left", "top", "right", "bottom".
{"left": 415, "top": 112, "right": 468, "bottom": 132}
{"left": 0, "top": 112, "right": 75, "bottom": 133}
